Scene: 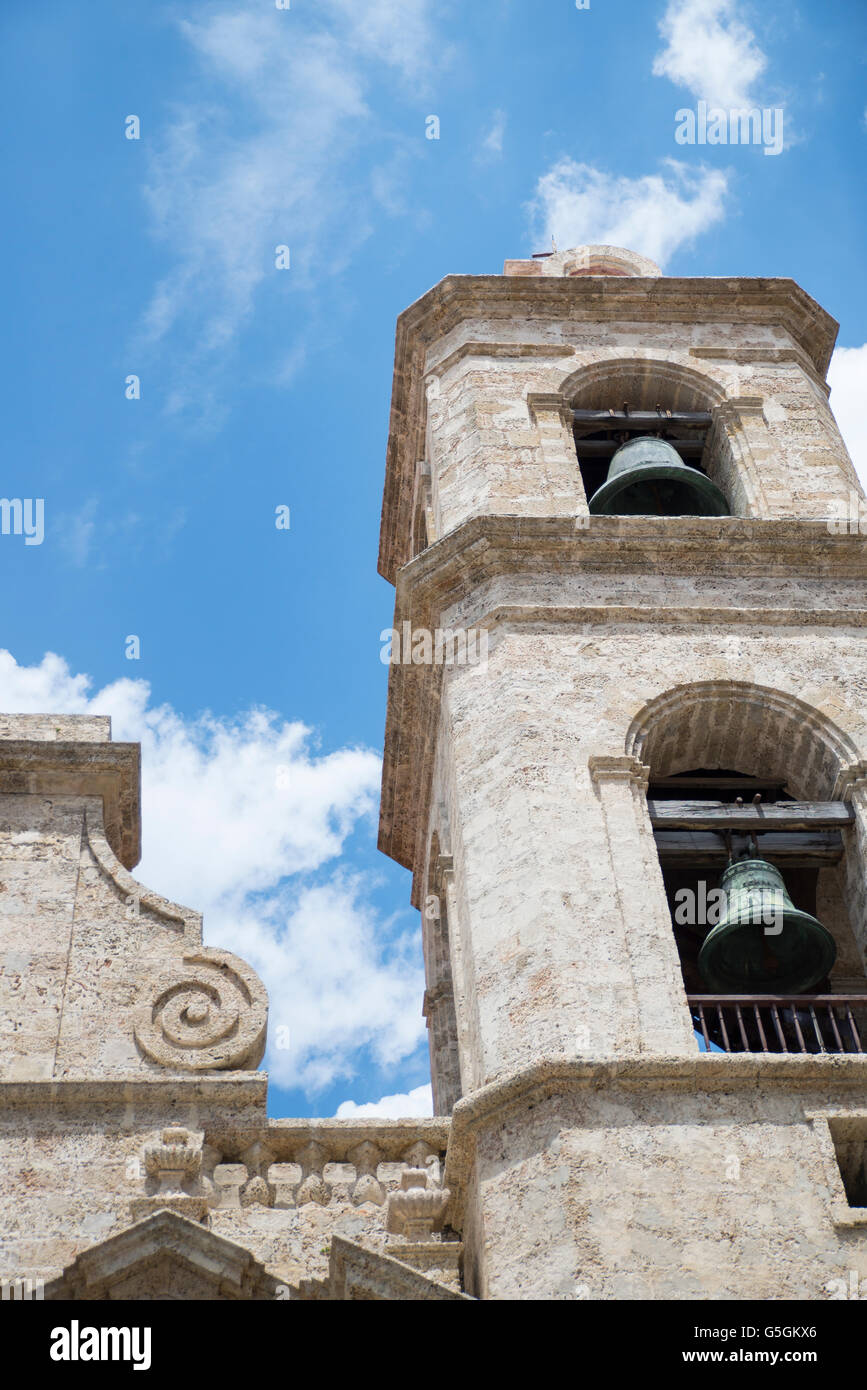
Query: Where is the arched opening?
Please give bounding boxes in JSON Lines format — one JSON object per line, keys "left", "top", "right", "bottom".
{"left": 561, "top": 358, "right": 752, "bottom": 517}
{"left": 627, "top": 682, "right": 867, "bottom": 1054}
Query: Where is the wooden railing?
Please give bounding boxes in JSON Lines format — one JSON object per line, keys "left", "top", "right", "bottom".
{"left": 688, "top": 995, "right": 867, "bottom": 1055}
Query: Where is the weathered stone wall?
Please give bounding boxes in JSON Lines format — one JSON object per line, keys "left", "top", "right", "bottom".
{"left": 385, "top": 272, "right": 855, "bottom": 568}
{"left": 427, "top": 617, "right": 867, "bottom": 1087}
{"left": 0, "top": 1089, "right": 449, "bottom": 1290}
{"left": 372, "top": 253, "right": 867, "bottom": 1300}
{"left": 450, "top": 1065, "right": 867, "bottom": 1300}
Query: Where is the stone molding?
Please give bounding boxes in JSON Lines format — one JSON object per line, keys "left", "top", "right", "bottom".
{"left": 45, "top": 1208, "right": 284, "bottom": 1301}
{"left": 427, "top": 342, "right": 577, "bottom": 383}
{"left": 378, "top": 512, "right": 867, "bottom": 889}
{"left": 0, "top": 1076, "right": 269, "bottom": 1119}
{"left": 833, "top": 762, "right": 867, "bottom": 801}
{"left": 441, "top": 1054, "right": 867, "bottom": 1231}
{"left": 326, "top": 1235, "right": 470, "bottom": 1301}
{"left": 84, "top": 804, "right": 200, "bottom": 939}
{"left": 805, "top": 1110, "right": 867, "bottom": 1230}
{"left": 690, "top": 345, "right": 829, "bottom": 393}
{"left": 525, "top": 391, "right": 575, "bottom": 426}
{"left": 588, "top": 755, "right": 651, "bottom": 789}
{"left": 46, "top": 1214, "right": 469, "bottom": 1301}
{"left": 0, "top": 738, "right": 141, "bottom": 869}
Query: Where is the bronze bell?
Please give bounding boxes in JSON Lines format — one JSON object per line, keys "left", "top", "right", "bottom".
{"left": 697, "top": 856, "right": 837, "bottom": 995}
{"left": 587, "top": 436, "right": 729, "bottom": 516}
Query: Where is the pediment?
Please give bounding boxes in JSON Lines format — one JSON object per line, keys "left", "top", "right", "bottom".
{"left": 45, "top": 1209, "right": 283, "bottom": 1301}
{"left": 325, "top": 1237, "right": 470, "bottom": 1301}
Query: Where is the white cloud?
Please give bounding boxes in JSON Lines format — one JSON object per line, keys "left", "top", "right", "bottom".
{"left": 139, "top": 2, "right": 449, "bottom": 412}
{"left": 653, "top": 0, "right": 768, "bottom": 108}
{"left": 322, "top": 0, "right": 444, "bottom": 81}
{"left": 528, "top": 158, "right": 728, "bottom": 268}
{"left": 0, "top": 650, "right": 426, "bottom": 1094}
{"left": 142, "top": 21, "right": 369, "bottom": 351}
{"left": 335, "top": 1083, "right": 433, "bottom": 1119}
{"left": 829, "top": 345, "right": 867, "bottom": 489}
{"left": 479, "top": 109, "right": 506, "bottom": 161}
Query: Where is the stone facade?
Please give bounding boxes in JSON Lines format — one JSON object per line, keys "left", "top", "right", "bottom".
{"left": 378, "top": 245, "right": 867, "bottom": 1298}
{"left": 3, "top": 244, "right": 867, "bottom": 1300}
{"left": 0, "top": 715, "right": 459, "bottom": 1300}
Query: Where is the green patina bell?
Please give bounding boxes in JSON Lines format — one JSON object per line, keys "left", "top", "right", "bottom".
{"left": 587, "top": 436, "right": 729, "bottom": 516}
{"left": 697, "top": 857, "right": 837, "bottom": 995}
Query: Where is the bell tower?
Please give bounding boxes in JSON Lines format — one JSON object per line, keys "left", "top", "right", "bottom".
{"left": 379, "top": 244, "right": 867, "bottom": 1299}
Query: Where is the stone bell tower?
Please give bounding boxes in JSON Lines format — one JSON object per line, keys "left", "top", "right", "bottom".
{"left": 379, "top": 245, "right": 867, "bottom": 1299}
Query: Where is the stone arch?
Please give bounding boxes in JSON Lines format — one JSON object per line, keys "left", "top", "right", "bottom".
{"left": 559, "top": 355, "right": 727, "bottom": 414}
{"left": 624, "top": 679, "right": 867, "bottom": 984}
{"left": 558, "top": 356, "right": 765, "bottom": 517}
{"left": 625, "top": 679, "right": 862, "bottom": 800}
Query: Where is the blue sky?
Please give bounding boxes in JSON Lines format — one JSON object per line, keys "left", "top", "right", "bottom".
{"left": 0, "top": 0, "right": 864, "bottom": 1117}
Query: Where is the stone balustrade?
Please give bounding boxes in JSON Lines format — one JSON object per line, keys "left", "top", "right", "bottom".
{"left": 133, "top": 1119, "right": 451, "bottom": 1215}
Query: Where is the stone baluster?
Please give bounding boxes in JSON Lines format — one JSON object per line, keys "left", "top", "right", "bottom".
{"left": 348, "top": 1141, "right": 385, "bottom": 1207}
{"left": 267, "top": 1163, "right": 300, "bottom": 1209}
{"left": 240, "top": 1139, "right": 274, "bottom": 1208}
{"left": 212, "top": 1164, "right": 248, "bottom": 1210}
{"left": 295, "top": 1141, "right": 329, "bottom": 1206}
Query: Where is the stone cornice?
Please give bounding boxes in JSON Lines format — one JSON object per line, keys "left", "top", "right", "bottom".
{"left": 402, "top": 514, "right": 867, "bottom": 587}
{"left": 378, "top": 515, "right": 867, "bottom": 888}
{"left": 442, "top": 1054, "right": 867, "bottom": 1230}
{"left": 0, "top": 1076, "right": 268, "bottom": 1118}
{"left": 235, "top": 1117, "right": 451, "bottom": 1163}
{"left": 0, "top": 739, "right": 141, "bottom": 869}
{"left": 378, "top": 274, "right": 839, "bottom": 583}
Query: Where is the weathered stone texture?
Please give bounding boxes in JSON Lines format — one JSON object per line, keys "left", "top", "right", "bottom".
{"left": 5, "top": 247, "right": 867, "bottom": 1300}
{"left": 378, "top": 247, "right": 867, "bottom": 1299}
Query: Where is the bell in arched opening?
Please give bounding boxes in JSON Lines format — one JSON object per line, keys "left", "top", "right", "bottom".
{"left": 697, "top": 856, "right": 837, "bottom": 995}
{"left": 587, "top": 436, "right": 729, "bottom": 517}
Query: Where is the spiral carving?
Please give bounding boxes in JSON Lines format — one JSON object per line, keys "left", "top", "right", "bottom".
{"left": 134, "top": 949, "right": 268, "bottom": 1071}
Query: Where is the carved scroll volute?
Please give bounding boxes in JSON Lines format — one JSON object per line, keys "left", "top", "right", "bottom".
{"left": 134, "top": 948, "right": 268, "bottom": 1071}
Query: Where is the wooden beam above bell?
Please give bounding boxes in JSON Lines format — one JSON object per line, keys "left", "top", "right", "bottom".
{"left": 654, "top": 829, "right": 844, "bottom": 866}
{"left": 647, "top": 800, "right": 854, "bottom": 831}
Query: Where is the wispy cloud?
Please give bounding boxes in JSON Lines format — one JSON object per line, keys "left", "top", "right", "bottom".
{"left": 528, "top": 158, "right": 729, "bottom": 268}
{"left": 652, "top": 0, "right": 768, "bottom": 108}
{"left": 138, "top": 2, "right": 450, "bottom": 418}
{"left": 57, "top": 498, "right": 99, "bottom": 568}
{"left": 322, "top": 0, "right": 447, "bottom": 82}
{"left": 0, "top": 649, "right": 426, "bottom": 1095}
{"left": 53, "top": 499, "right": 184, "bottom": 569}
{"left": 478, "top": 109, "right": 507, "bottom": 162}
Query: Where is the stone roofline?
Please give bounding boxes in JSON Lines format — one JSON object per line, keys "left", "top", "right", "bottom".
{"left": 377, "top": 272, "right": 839, "bottom": 585}
{"left": 0, "top": 714, "right": 141, "bottom": 868}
